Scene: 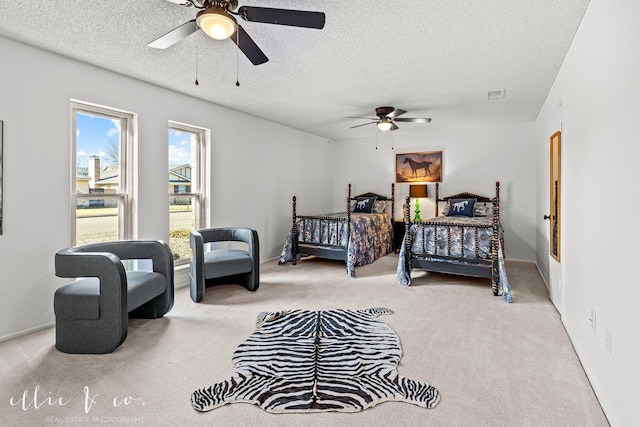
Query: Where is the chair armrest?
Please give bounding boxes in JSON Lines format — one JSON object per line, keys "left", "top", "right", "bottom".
{"left": 190, "top": 231, "right": 206, "bottom": 274}
{"left": 244, "top": 229, "right": 260, "bottom": 267}
{"left": 55, "top": 248, "right": 128, "bottom": 336}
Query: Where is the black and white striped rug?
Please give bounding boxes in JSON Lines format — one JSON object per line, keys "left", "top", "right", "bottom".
{"left": 191, "top": 307, "right": 440, "bottom": 413}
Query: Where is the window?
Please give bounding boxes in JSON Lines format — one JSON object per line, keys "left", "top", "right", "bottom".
{"left": 71, "top": 101, "right": 135, "bottom": 245}
{"left": 169, "top": 122, "right": 206, "bottom": 264}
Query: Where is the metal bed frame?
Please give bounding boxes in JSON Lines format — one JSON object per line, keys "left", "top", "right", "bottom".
{"left": 290, "top": 183, "right": 395, "bottom": 269}
{"left": 402, "top": 181, "right": 501, "bottom": 295}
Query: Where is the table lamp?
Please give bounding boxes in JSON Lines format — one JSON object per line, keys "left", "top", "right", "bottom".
{"left": 409, "top": 184, "right": 428, "bottom": 222}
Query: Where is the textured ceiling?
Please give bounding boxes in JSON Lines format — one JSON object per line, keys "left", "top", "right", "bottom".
{"left": 0, "top": 0, "right": 590, "bottom": 140}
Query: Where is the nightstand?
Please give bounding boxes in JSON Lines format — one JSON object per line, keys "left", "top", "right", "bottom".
{"left": 393, "top": 220, "right": 406, "bottom": 253}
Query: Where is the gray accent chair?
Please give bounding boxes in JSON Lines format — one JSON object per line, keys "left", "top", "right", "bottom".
{"left": 54, "top": 240, "right": 174, "bottom": 354}
{"left": 189, "top": 228, "right": 259, "bottom": 302}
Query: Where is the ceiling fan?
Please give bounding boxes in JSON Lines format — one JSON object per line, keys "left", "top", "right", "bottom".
{"left": 347, "top": 107, "right": 432, "bottom": 131}
{"left": 147, "top": 0, "right": 325, "bottom": 65}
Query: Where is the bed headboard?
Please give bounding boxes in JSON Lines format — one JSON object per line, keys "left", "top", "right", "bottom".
{"left": 347, "top": 183, "right": 395, "bottom": 219}
{"left": 434, "top": 182, "right": 499, "bottom": 216}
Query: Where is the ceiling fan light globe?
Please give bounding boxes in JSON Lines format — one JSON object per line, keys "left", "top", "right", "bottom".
{"left": 197, "top": 7, "right": 236, "bottom": 40}
{"left": 377, "top": 121, "right": 392, "bottom": 131}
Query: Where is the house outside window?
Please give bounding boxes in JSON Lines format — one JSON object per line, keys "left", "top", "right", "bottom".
{"left": 169, "top": 122, "right": 207, "bottom": 264}
{"left": 173, "top": 185, "right": 191, "bottom": 194}
{"left": 71, "top": 100, "right": 135, "bottom": 245}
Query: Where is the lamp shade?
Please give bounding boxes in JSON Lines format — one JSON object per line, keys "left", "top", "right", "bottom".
{"left": 197, "top": 7, "right": 237, "bottom": 40}
{"left": 409, "top": 184, "right": 428, "bottom": 198}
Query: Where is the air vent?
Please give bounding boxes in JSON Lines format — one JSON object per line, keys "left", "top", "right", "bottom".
{"left": 488, "top": 89, "right": 505, "bottom": 100}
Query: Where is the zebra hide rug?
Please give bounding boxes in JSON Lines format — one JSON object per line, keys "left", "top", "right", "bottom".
{"left": 191, "top": 307, "right": 440, "bottom": 413}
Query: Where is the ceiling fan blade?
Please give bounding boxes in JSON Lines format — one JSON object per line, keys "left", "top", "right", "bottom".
{"left": 390, "top": 123, "right": 400, "bottom": 131}
{"left": 164, "top": 0, "right": 193, "bottom": 5}
{"left": 237, "top": 6, "right": 326, "bottom": 29}
{"left": 387, "top": 108, "right": 407, "bottom": 119}
{"left": 147, "top": 19, "right": 198, "bottom": 49}
{"left": 346, "top": 116, "right": 377, "bottom": 120}
{"left": 147, "top": 19, "right": 197, "bottom": 49}
{"left": 394, "top": 117, "right": 432, "bottom": 123}
{"left": 230, "top": 24, "right": 269, "bottom": 65}
{"left": 349, "top": 122, "right": 376, "bottom": 129}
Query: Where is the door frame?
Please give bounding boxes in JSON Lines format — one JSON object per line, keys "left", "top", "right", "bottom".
{"left": 549, "top": 131, "right": 561, "bottom": 261}
{"left": 547, "top": 125, "right": 564, "bottom": 317}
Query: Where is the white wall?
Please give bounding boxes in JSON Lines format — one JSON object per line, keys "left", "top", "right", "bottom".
{"left": 0, "top": 36, "right": 333, "bottom": 340}
{"left": 332, "top": 121, "right": 537, "bottom": 261}
{"left": 534, "top": 0, "right": 640, "bottom": 424}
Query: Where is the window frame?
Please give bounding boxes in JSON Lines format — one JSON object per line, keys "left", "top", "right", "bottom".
{"left": 168, "top": 121, "right": 208, "bottom": 266}
{"left": 70, "top": 100, "right": 136, "bottom": 245}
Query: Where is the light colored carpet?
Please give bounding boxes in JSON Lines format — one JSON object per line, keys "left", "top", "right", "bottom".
{"left": 0, "top": 254, "right": 609, "bottom": 426}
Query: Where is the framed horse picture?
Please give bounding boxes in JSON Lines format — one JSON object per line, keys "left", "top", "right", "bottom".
{"left": 395, "top": 151, "right": 442, "bottom": 183}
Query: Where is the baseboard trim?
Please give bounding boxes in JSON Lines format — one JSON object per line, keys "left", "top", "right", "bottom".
{"left": 174, "top": 263, "right": 190, "bottom": 289}
{"left": 0, "top": 322, "right": 55, "bottom": 343}
{"left": 534, "top": 261, "right": 550, "bottom": 291}
{"left": 563, "top": 324, "right": 617, "bottom": 426}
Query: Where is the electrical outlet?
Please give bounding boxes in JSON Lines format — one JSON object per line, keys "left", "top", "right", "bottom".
{"left": 605, "top": 329, "right": 612, "bottom": 354}
{"left": 559, "top": 279, "right": 563, "bottom": 290}
{"left": 589, "top": 309, "right": 596, "bottom": 332}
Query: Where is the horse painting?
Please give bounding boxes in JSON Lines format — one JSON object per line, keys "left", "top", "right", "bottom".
{"left": 396, "top": 151, "right": 442, "bottom": 183}
{"left": 403, "top": 158, "right": 432, "bottom": 179}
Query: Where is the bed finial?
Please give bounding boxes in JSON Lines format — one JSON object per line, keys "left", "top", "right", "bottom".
{"left": 404, "top": 196, "right": 411, "bottom": 224}
{"left": 291, "top": 195, "right": 298, "bottom": 264}
{"left": 435, "top": 182, "right": 440, "bottom": 216}
{"left": 493, "top": 182, "right": 501, "bottom": 217}
{"left": 292, "top": 196, "right": 297, "bottom": 219}
{"left": 292, "top": 196, "right": 298, "bottom": 230}
{"left": 391, "top": 183, "right": 395, "bottom": 221}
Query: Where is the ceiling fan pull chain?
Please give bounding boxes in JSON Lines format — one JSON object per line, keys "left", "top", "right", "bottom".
{"left": 235, "top": 29, "right": 240, "bottom": 86}
{"left": 194, "top": 45, "right": 199, "bottom": 86}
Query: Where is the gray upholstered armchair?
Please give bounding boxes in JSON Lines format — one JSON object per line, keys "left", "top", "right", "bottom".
{"left": 189, "top": 228, "right": 259, "bottom": 302}
{"left": 54, "top": 240, "right": 174, "bottom": 354}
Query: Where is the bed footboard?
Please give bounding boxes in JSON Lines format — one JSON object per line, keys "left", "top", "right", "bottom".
{"left": 290, "top": 186, "right": 351, "bottom": 265}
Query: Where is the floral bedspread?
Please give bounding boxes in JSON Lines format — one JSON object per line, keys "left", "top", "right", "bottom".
{"left": 395, "top": 216, "right": 512, "bottom": 302}
{"left": 279, "top": 212, "right": 393, "bottom": 277}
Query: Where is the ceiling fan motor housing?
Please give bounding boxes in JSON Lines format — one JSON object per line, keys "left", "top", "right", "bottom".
{"left": 375, "top": 106, "right": 395, "bottom": 117}
{"left": 202, "top": 0, "right": 238, "bottom": 10}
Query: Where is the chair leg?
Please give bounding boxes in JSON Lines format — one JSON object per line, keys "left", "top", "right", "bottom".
{"left": 243, "top": 272, "right": 259, "bottom": 292}
{"left": 189, "top": 271, "right": 204, "bottom": 302}
{"left": 191, "top": 287, "right": 203, "bottom": 302}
